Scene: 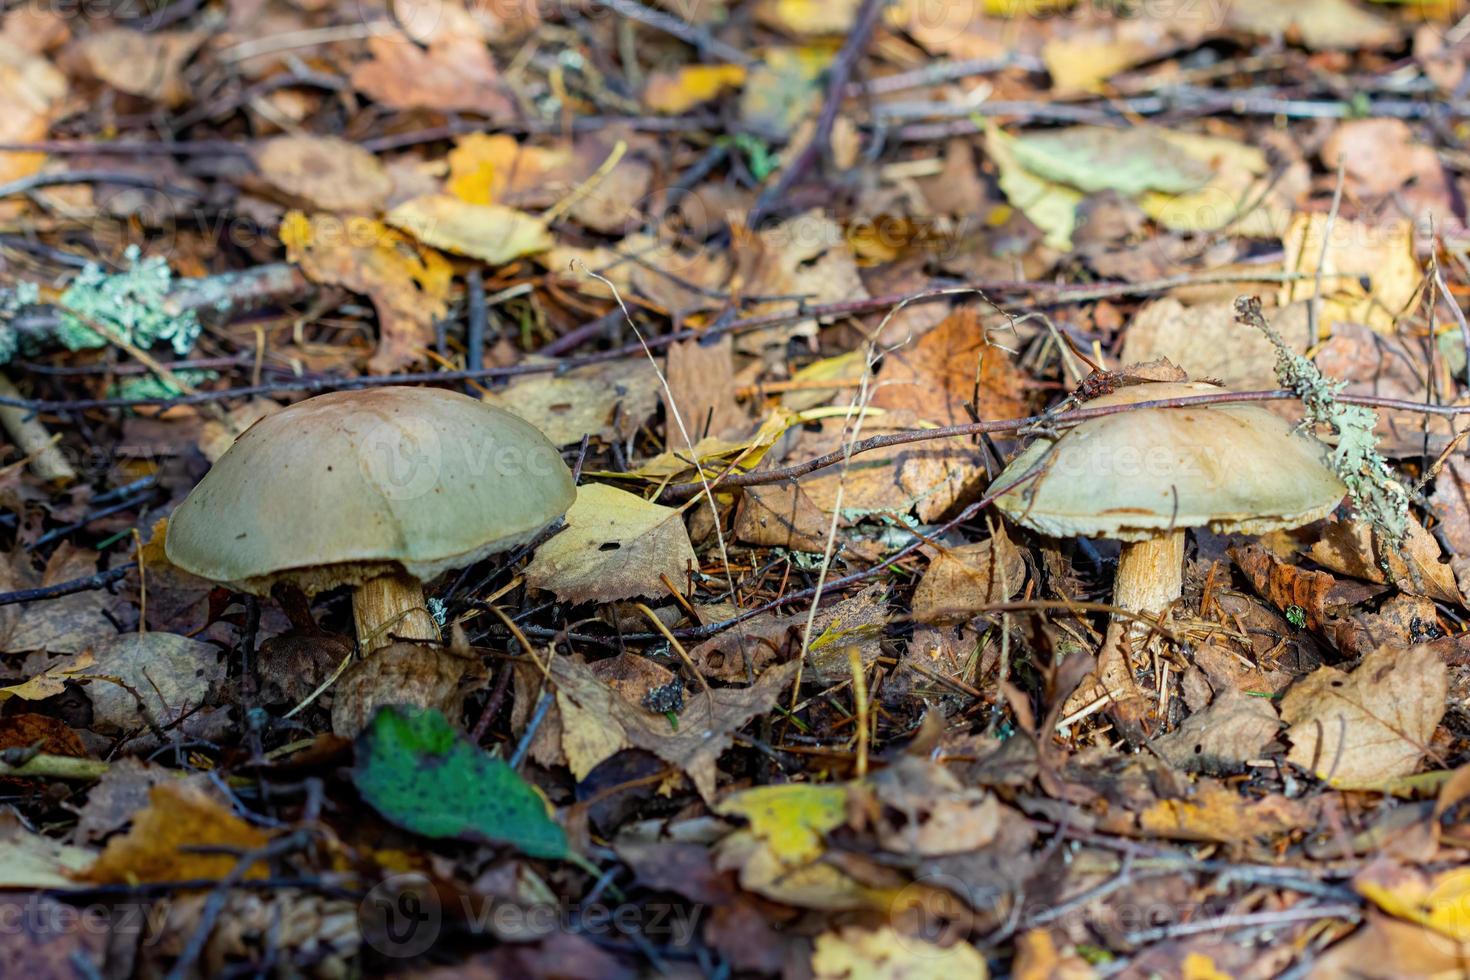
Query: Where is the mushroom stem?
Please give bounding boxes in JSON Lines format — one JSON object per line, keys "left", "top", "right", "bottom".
{"left": 1092, "top": 532, "right": 1185, "bottom": 739}
{"left": 352, "top": 571, "right": 440, "bottom": 654}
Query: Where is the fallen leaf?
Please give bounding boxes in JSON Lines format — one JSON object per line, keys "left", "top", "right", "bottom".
{"left": 645, "top": 64, "right": 747, "bottom": 113}
{"left": 1312, "top": 912, "right": 1470, "bottom": 979}
{"left": 387, "top": 194, "right": 552, "bottom": 265}
{"left": 1, "top": 545, "right": 123, "bottom": 654}
{"left": 80, "top": 782, "right": 272, "bottom": 884}
{"left": 74, "top": 759, "right": 197, "bottom": 845}
{"left": 1308, "top": 514, "right": 1462, "bottom": 605}
{"left": 0, "top": 811, "right": 94, "bottom": 888}
{"left": 1229, "top": 544, "right": 1347, "bottom": 630}
{"left": 565, "top": 148, "right": 653, "bottom": 234}
{"left": 811, "top": 925, "right": 989, "bottom": 980}
{"left": 353, "top": 705, "right": 566, "bottom": 858}
{"left": 1008, "top": 126, "right": 1212, "bottom": 197}
{"left": 280, "top": 211, "right": 453, "bottom": 374}
{"left": 740, "top": 46, "right": 830, "bottom": 138}
{"left": 0, "top": 649, "right": 96, "bottom": 701}
{"left": 717, "top": 783, "right": 849, "bottom": 865}
{"left": 253, "top": 136, "right": 393, "bottom": 214}
{"left": 1355, "top": 859, "right": 1470, "bottom": 942}
{"left": 350, "top": 14, "right": 514, "bottom": 118}
{"left": 1133, "top": 782, "right": 1310, "bottom": 843}
{"left": 445, "top": 133, "right": 572, "bottom": 208}
{"left": 1279, "top": 214, "right": 1421, "bottom": 333}
{"left": 0, "top": 893, "right": 106, "bottom": 972}
{"left": 523, "top": 483, "right": 697, "bottom": 603}
{"left": 527, "top": 656, "right": 800, "bottom": 800}
{"left": 1152, "top": 687, "right": 1281, "bottom": 773}
{"left": 1227, "top": 0, "right": 1398, "bottom": 51}
{"left": 987, "top": 123, "right": 1082, "bottom": 252}
{"left": 482, "top": 358, "right": 659, "bottom": 446}
{"left": 1120, "top": 298, "right": 1314, "bottom": 392}
{"left": 1041, "top": 14, "right": 1210, "bottom": 94}
{"left": 79, "top": 28, "right": 202, "bottom": 106}
{"left": 0, "top": 38, "right": 67, "bottom": 185}
{"left": 80, "top": 631, "right": 224, "bottom": 734}
{"left": 917, "top": 528, "right": 1024, "bottom": 617}
{"left": 729, "top": 210, "right": 869, "bottom": 350}
{"left": 663, "top": 336, "right": 748, "bottom": 442}
{"left": 1281, "top": 645, "right": 1447, "bottom": 787}
{"left": 331, "top": 642, "right": 471, "bottom": 738}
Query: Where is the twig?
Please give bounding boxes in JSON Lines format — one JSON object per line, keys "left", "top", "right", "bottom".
{"left": 0, "top": 563, "right": 135, "bottom": 606}
{"left": 747, "top": 0, "right": 891, "bottom": 227}
{"left": 0, "top": 751, "right": 109, "bottom": 780}
{"left": 0, "top": 374, "right": 75, "bottom": 483}
{"left": 601, "top": 0, "right": 754, "bottom": 67}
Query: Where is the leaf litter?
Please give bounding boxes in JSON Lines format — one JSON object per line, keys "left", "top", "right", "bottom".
{"left": 3, "top": 0, "right": 1470, "bottom": 974}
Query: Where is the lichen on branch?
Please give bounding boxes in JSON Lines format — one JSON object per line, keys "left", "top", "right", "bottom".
{"left": 1234, "top": 295, "right": 1408, "bottom": 548}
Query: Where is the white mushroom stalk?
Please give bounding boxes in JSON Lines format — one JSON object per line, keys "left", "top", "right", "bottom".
{"left": 165, "top": 386, "right": 575, "bottom": 656}
{"left": 994, "top": 379, "right": 1345, "bottom": 739}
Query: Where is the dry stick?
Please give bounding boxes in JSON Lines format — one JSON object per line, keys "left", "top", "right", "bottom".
{"left": 0, "top": 374, "right": 76, "bottom": 482}
{"left": 746, "top": 0, "right": 891, "bottom": 228}
{"left": 0, "top": 563, "right": 134, "bottom": 606}
{"left": 601, "top": 0, "right": 754, "bottom": 67}
{"left": 659, "top": 387, "right": 1470, "bottom": 501}
{"left": 0, "top": 271, "right": 1316, "bottom": 411}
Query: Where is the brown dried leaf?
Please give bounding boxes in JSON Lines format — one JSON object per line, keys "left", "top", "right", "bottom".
{"left": 1312, "top": 913, "right": 1470, "bottom": 980}
{"left": 523, "top": 484, "right": 697, "bottom": 603}
{"left": 1322, "top": 119, "right": 1437, "bottom": 197}
{"left": 330, "top": 643, "right": 471, "bottom": 738}
{"left": 78, "top": 29, "right": 202, "bottom": 106}
{"left": 0, "top": 811, "right": 95, "bottom": 888}
{"left": 0, "top": 38, "right": 67, "bottom": 185}
{"left": 913, "top": 535, "right": 1024, "bottom": 624}
{"left": 1133, "top": 782, "right": 1310, "bottom": 843}
{"left": 1120, "top": 299, "right": 1313, "bottom": 393}
{"left": 1229, "top": 545, "right": 1345, "bottom": 629}
{"left": 525, "top": 656, "right": 800, "bottom": 800}
{"left": 483, "top": 358, "right": 659, "bottom": 447}
{"left": 1152, "top": 687, "right": 1281, "bottom": 773}
{"left": 350, "top": 29, "right": 514, "bottom": 118}
{"left": 1281, "top": 645, "right": 1447, "bottom": 788}
{"left": 81, "top": 631, "right": 225, "bottom": 735}
{"left": 1309, "top": 515, "right": 1462, "bottom": 605}
{"left": 858, "top": 756, "right": 1001, "bottom": 856}
{"left": 729, "top": 210, "right": 868, "bottom": 350}
{"left": 74, "top": 759, "right": 198, "bottom": 845}
{"left": 253, "top": 136, "right": 393, "bottom": 214}
{"left": 280, "top": 212, "right": 453, "bottom": 374}
{"left": 663, "top": 336, "right": 748, "bottom": 442}
{"left": 80, "top": 782, "right": 271, "bottom": 884}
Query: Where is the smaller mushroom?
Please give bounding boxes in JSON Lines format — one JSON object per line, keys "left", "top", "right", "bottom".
{"left": 992, "top": 379, "right": 1344, "bottom": 738}
{"left": 165, "top": 387, "right": 575, "bottom": 654}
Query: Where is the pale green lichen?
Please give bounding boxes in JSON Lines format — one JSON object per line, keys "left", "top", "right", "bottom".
{"left": 1234, "top": 296, "right": 1409, "bottom": 549}
{"left": 0, "top": 281, "right": 38, "bottom": 365}
{"left": 57, "top": 246, "right": 199, "bottom": 356}
{"left": 107, "top": 369, "right": 218, "bottom": 402}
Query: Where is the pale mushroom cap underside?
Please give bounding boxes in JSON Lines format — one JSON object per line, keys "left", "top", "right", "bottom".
{"left": 165, "top": 387, "right": 576, "bottom": 594}
{"left": 994, "top": 381, "right": 1346, "bottom": 541}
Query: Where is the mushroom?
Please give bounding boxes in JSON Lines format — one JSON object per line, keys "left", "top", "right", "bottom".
{"left": 992, "top": 380, "right": 1344, "bottom": 736}
{"left": 166, "top": 387, "right": 575, "bottom": 653}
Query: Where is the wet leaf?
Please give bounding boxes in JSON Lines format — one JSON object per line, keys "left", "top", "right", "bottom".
{"left": 80, "top": 782, "right": 271, "bottom": 884}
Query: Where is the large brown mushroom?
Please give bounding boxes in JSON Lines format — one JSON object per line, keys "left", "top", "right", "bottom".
{"left": 993, "top": 380, "right": 1344, "bottom": 737}
{"left": 166, "top": 386, "right": 575, "bottom": 653}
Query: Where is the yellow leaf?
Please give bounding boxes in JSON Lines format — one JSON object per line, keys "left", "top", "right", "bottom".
{"left": 1136, "top": 131, "right": 1286, "bottom": 237}
{"left": 1356, "top": 861, "right": 1470, "bottom": 942}
{"left": 1278, "top": 213, "right": 1421, "bottom": 334}
{"left": 1181, "top": 952, "right": 1232, "bottom": 980}
{"left": 716, "top": 828, "right": 888, "bottom": 910}
{"left": 812, "top": 925, "right": 989, "bottom": 980}
{"left": 281, "top": 211, "right": 453, "bottom": 374}
{"left": 79, "top": 782, "right": 272, "bottom": 884}
{"left": 759, "top": 0, "right": 862, "bottom": 34}
{"left": 445, "top": 133, "right": 571, "bottom": 206}
{"left": 717, "top": 783, "right": 848, "bottom": 865}
{"left": 645, "top": 64, "right": 747, "bottom": 114}
{"left": 387, "top": 194, "right": 552, "bottom": 264}
{"left": 0, "top": 650, "right": 96, "bottom": 701}
{"left": 986, "top": 124, "right": 1081, "bottom": 252}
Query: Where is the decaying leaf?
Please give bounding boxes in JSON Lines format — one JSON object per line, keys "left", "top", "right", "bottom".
{"left": 482, "top": 359, "right": 660, "bottom": 446}
{"left": 812, "top": 925, "right": 989, "bottom": 980}
{"left": 0, "top": 38, "right": 67, "bottom": 185}
{"left": 523, "top": 483, "right": 697, "bottom": 603}
{"left": 0, "top": 812, "right": 94, "bottom": 888}
{"left": 253, "top": 136, "right": 393, "bottom": 215}
{"left": 1152, "top": 687, "right": 1281, "bottom": 774}
{"left": 857, "top": 756, "right": 1002, "bottom": 856}
{"left": 387, "top": 194, "right": 552, "bottom": 265}
{"left": 1308, "top": 514, "right": 1462, "bottom": 606}
{"left": 1355, "top": 859, "right": 1470, "bottom": 942}
{"left": 645, "top": 64, "right": 747, "bottom": 114}
{"left": 330, "top": 642, "right": 472, "bottom": 738}
{"left": 78, "top": 29, "right": 202, "bottom": 107}
{"left": 350, "top": 9, "right": 514, "bottom": 119}
{"left": 1279, "top": 214, "right": 1420, "bottom": 334}
{"left": 79, "top": 631, "right": 225, "bottom": 735}
{"left": 80, "top": 782, "right": 272, "bottom": 884}
{"left": 280, "top": 211, "right": 453, "bottom": 374}
{"left": 1131, "top": 782, "right": 1311, "bottom": 843}
{"left": 1281, "top": 645, "right": 1447, "bottom": 788}
{"left": 717, "top": 783, "right": 849, "bottom": 866}
{"left": 913, "top": 535, "right": 1025, "bottom": 624}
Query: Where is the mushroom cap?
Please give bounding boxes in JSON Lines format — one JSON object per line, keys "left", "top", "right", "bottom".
{"left": 994, "top": 381, "right": 1345, "bottom": 541}
{"left": 165, "top": 387, "right": 576, "bottom": 594}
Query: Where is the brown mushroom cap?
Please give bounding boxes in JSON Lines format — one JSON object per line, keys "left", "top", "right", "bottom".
{"left": 994, "top": 381, "right": 1345, "bottom": 541}
{"left": 165, "top": 387, "right": 575, "bottom": 594}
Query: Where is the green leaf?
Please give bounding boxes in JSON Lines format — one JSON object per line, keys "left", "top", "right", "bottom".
{"left": 353, "top": 706, "right": 567, "bottom": 860}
